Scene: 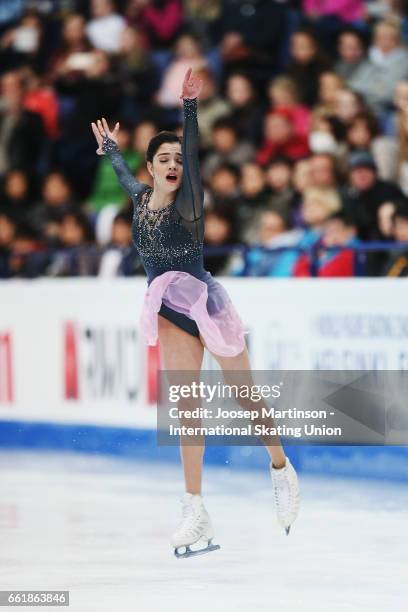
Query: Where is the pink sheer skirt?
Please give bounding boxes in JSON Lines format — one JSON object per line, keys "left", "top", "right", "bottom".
{"left": 139, "top": 271, "right": 247, "bottom": 357}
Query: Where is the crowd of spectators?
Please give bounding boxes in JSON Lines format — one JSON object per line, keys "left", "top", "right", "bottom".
{"left": 1, "top": 0, "right": 408, "bottom": 278}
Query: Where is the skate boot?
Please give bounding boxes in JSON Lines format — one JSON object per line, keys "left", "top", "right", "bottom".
{"left": 171, "top": 493, "right": 220, "bottom": 558}
{"left": 270, "top": 456, "right": 300, "bottom": 535}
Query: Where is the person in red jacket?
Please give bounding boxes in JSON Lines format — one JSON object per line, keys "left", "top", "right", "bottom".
{"left": 294, "top": 211, "right": 358, "bottom": 277}
{"left": 256, "top": 108, "right": 309, "bottom": 166}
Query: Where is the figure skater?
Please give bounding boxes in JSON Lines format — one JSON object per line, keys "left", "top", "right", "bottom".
{"left": 91, "top": 68, "right": 300, "bottom": 558}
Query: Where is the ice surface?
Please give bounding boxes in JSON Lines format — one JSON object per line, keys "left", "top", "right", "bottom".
{"left": 0, "top": 450, "right": 407, "bottom": 612}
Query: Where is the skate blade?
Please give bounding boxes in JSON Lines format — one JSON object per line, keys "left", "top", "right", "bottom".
{"left": 174, "top": 540, "right": 221, "bottom": 559}
{"left": 285, "top": 526, "right": 290, "bottom": 535}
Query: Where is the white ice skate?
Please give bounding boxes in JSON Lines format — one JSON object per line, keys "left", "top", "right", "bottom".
{"left": 171, "top": 493, "right": 220, "bottom": 559}
{"left": 270, "top": 456, "right": 300, "bottom": 535}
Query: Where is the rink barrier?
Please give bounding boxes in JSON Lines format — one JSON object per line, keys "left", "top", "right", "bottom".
{"left": 1, "top": 419, "right": 407, "bottom": 483}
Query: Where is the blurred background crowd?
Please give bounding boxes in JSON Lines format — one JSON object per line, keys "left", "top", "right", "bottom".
{"left": 1, "top": 0, "right": 408, "bottom": 278}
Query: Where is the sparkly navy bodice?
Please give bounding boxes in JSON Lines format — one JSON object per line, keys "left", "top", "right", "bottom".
{"left": 102, "top": 98, "right": 212, "bottom": 286}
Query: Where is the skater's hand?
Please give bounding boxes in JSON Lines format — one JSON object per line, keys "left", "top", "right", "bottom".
{"left": 91, "top": 117, "right": 120, "bottom": 155}
{"left": 180, "top": 68, "right": 203, "bottom": 100}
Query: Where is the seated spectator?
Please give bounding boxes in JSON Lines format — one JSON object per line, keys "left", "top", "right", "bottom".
{"left": 47, "top": 211, "right": 97, "bottom": 276}
{"left": 302, "top": 0, "right": 364, "bottom": 24}
{"left": 256, "top": 109, "right": 309, "bottom": 166}
{"left": 239, "top": 162, "right": 269, "bottom": 210}
{"left": 183, "top": 0, "right": 221, "bottom": 46}
{"left": 98, "top": 210, "right": 143, "bottom": 276}
{"left": 87, "top": 123, "right": 142, "bottom": 212}
{"left": 0, "top": 213, "right": 16, "bottom": 278}
{"left": 333, "top": 87, "right": 367, "bottom": 128}
{"left": 196, "top": 68, "right": 231, "bottom": 150}
{"left": 294, "top": 211, "right": 358, "bottom": 277}
{"left": 287, "top": 30, "right": 332, "bottom": 108}
{"left": 233, "top": 210, "right": 304, "bottom": 277}
{"left": 264, "top": 157, "right": 295, "bottom": 223}
{"left": 0, "top": 170, "right": 32, "bottom": 223}
{"left": 22, "top": 67, "right": 59, "bottom": 139}
{"left": 267, "top": 76, "right": 311, "bottom": 138}
{"left": 208, "top": 163, "right": 241, "bottom": 200}
{"left": 309, "top": 152, "right": 339, "bottom": 188}
{"left": 316, "top": 71, "right": 345, "bottom": 115}
{"left": 377, "top": 201, "right": 397, "bottom": 239}
{"left": 0, "top": 70, "right": 45, "bottom": 182}
{"left": 27, "top": 172, "right": 76, "bottom": 246}
{"left": 203, "top": 206, "right": 239, "bottom": 275}
{"left": 344, "top": 111, "right": 397, "bottom": 180}
{"left": 48, "top": 13, "right": 93, "bottom": 83}
{"left": 0, "top": 11, "right": 44, "bottom": 74}
{"left": 8, "top": 223, "right": 49, "bottom": 278}
{"left": 349, "top": 19, "right": 408, "bottom": 113}
{"left": 300, "top": 186, "right": 342, "bottom": 231}
{"left": 127, "top": 0, "right": 183, "bottom": 50}
{"left": 224, "top": 72, "right": 264, "bottom": 145}
{"left": 308, "top": 112, "right": 345, "bottom": 158}
{"left": 335, "top": 27, "right": 370, "bottom": 82}
{"left": 86, "top": 0, "right": 126, "bottom": 54}
{"left": 382, "top": 202, "right": 408, "bottom": 276}
{"left": 202, "top": 118, "right": 253, "bottom": 180}
{"left": 155, "top": 33, "right": 206, "bottom": 110}
{"left": 342, "top": 150, "right": 404, "bottom": 240}
{"left": 115, "top": 26, "right": 156, "bottom": 123}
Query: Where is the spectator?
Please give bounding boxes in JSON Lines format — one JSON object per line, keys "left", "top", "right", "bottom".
{"left": 208, "top": 163, "right": 241, "bottom": 200}
{"left": 224, "top": 72, "right": 264, "bottom": 145}
{"left": 0, "top": 213, "right": 16, "bottom": 277}
{"left": 235, "top": 210, "right": 304, "bottom": 277}
{"left": 115, "top": 26, "right": 156, "bottom": 123}
{"left": 342, "top": 150, "right": 404, "bottom": 240}
{"left": 309, "top": 152, "right": 339, "bottom": 188}
{"left": 127, "top": 0, "right": 183, "bottom": 50}
{"left": 203, "top": 206, "right": 238, "bottom": 275}
{"left": 0, "top": 70, "right": 45, "bottom": 181}
{"left": 27, "top": 172, "right": 75, "bottom": 246}
{"left": 264, "top": 157, "right": 295, "bottom": 223}
{"left": 294, "top": 211, "right": 358, "bottom": 277}
{"left": 317, "top": 72, "right": 345, "bottom": 115}
{"left": 349, "top": 19, "right": 408, "bottom": 113}
{"left": 196, "top": 68, "right": 231, "bottom": 149}
{"left": 287, "top": 30, "right": 332, "bottom": 107}
{"left": 86, "top": 0, "right": 126, "bottom": 54}
{"left": 382, "top": 202, "right": 408, "bottom": 276}
{"left": 48, "top": 13, "right": 93, "bottom": 83}
{"left": 335, "top": 28, "right": 370, "bottom": 82}
{"left": 267, "top": 76, "right": 311, "bottom": 138}
{"left": 98, "top": 210, "right": 142, "bottom": 276}
{"left": 202, "top": 117, "right": 254, "bottom": 180}
{"left": 0, "top": 10, "right": 44, "bottom": 73}
{"left": 154, "top": 33, "right": 206, "bottom": 112}
{"left": 47, "top": 210, "right": 97, "bottom": 276}
{"left": 333, "top": 87, "right": 366, "bottom": 128}
{"left": 0, "top": 169, "right": 32, "bottom": 223}
{"left": 256, "top": 109, "right": 309, "bottom": 166}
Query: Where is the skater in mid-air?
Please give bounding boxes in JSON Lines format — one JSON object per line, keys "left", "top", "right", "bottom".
{"left": 91, "top": 68, "right": 300, "bottom": 558}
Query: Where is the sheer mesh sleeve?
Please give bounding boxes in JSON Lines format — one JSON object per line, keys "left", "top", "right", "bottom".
{"left": 175, "top": 98, "right": 204, "bottom": 242}
{"left": 102, "top": 136, "right": 148, "bottom": 204}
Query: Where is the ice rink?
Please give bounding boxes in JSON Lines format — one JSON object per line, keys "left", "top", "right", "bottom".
{"left": 0, "top": 449, "right": 406, "bottom": 612}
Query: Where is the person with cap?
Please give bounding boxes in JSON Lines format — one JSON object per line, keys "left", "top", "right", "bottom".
{"left": 342, "top": 150, "right": 404, "bottom": 274}
{"left": 342, "top": 150, "right": 404, "bottom": 242}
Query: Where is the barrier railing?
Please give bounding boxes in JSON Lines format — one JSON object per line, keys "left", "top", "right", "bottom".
{"left": 1, "top": 241, "right": 407, "bottom": 278}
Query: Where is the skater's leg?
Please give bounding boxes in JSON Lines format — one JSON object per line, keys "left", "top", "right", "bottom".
{"left": 158, "top": 315, "right": 205, "bottom": 494}
{"left": 201, "top": 339, "right": 286, "bottom": 468}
